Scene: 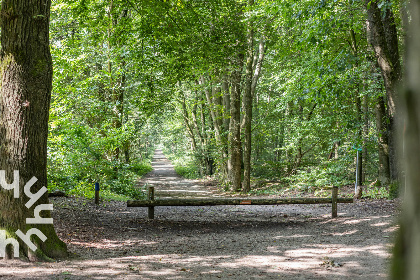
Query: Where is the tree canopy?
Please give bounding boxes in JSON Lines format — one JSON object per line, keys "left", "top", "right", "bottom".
{"left": 45, "top": 0, "right": 406, "bottom": 200}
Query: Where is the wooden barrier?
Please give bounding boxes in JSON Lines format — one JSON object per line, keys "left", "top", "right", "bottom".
{"left": 127, "top": 186, "right": 353, "bottom": 219}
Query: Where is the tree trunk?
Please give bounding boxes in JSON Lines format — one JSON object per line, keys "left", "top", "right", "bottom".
{"left": 204, "top": 76, "right": 223, "bottom": 146}
{"left": 198, "top": 92, "right": 214, "bottom": 176}
{"left": 242, "top": 1, "right": 254, "bottom": 192}
{"left": 362, "top": 92, "right": 369, "bottom": 183}
{"left": 242, "top": 31, "right": 265, "bottom": 192}
{"left": 229, "top": 60, "right": 243, "bottom": 191}
{"left": 356, "top": 89, "right": 363, "bottom": 187}
{"left": 375, "top": 95, "right": 390, "bottom": 185}
{"left": 365, "top": 0, "right": 402, "bottom": 182}
{"left": 219, "top": 79, "right": 230, "bottom": 179}
{"left": 0, "top": 0, "right": 67, "bottom": 260}
{"left": 119, "top": 10, "right": 129, "bottom": 164}
{"left": 391, "top": 0, "right": 420, "bottom": 277}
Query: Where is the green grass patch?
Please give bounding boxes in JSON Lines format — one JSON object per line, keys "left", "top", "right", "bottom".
{"left": 362, "top": 186, "right": 390, "bottom": 199}
{"left": 163, "top": 150, "right": 200, "bottom": 179}
{"left": 174, "top": 163, "right": 199, "bottom": 179}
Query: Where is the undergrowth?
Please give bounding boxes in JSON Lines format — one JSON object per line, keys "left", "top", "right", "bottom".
{"left": 174, "top": 163, "right": 199, "bottom": 179}
{"left": 48, "top": 159, "right": 152, "bottom": 200}
{"left": 164, "top": 150, "right": 200, "bottom": 179}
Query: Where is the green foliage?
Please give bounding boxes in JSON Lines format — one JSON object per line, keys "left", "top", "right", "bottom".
{"left": 164, "top": 149, "right": 201, "bottom": 179}
{"left": 129, "top": 161, "right": 154, "bottom": 175}
{"left": 388, "top": 181, "right": 400, "bottom": 199}
{"left": 363, "top": 186, "right": 389, "bottom": 199}
{"left": 46, "top": 0, "right": 402, "bottom": 200}
{"left": 47, "top": 0, "right": 164, "bottom": 201}
{"left": 47, "top": 160, "right": 151, "bottom": 200}
{"left": 107, "top": 178, "right": 147, "bottom": 201}
{"left": 287, "top": 159, "right": 353, "bottom": 189}
{"left": 174, "top": 163, "right": 200, "bottom": 179}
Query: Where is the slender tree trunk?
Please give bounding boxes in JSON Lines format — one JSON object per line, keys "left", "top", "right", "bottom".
{"left": 391, "top": 0, "right": 420, "bottom": 277}
{"left": 242, "top": 32, "right": 265, "bottom": 192}
{"left": 118, "top": 10, "right": 129, "bottom": 163}
{"left": 191, "top": 93, "right": 205, "bottom": 177}
{"left": 356, "top": 88, "right": 363, "bottom": 187}
{"left": 375, "top": 95, "right": 390, "bottom": 185}
{"left": 229, "top": 59, "right": 243, "bottom": 191}
{"left": 199, "top": 93, "right": 213, "bottom": 176}
{"left": 242, "top": 0, "right": 254, "bottom": 192}
{"left": 222, "top": 78, "right": 231, "bottom": 135}
{"left": 204, "top": 76, "right": 223, "bottom": 145}
{"left": 219, "top": 79, "right": 230, "bottom": 179}
{"left": 362, "top": 92, "right": 369, "bottom": 183}
{"left": 180, "top": 91, "right": 197, "bottom": 153}
{"left": 0, "top": 0, "right": 67, "bottom": 260}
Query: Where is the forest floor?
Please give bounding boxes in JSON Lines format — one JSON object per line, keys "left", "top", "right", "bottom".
{"left": 0, "top": 150, "right": 399, "bottom": 279}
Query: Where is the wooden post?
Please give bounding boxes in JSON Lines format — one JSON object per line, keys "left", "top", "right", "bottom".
{"left": 332, "top": 186, "right": 338, "bottom": 218}
{"left": 95, "top": 182, "right": 100, "bottom": 205}
{"left": 148, "top": 186, "right": 155, "bottom": 219}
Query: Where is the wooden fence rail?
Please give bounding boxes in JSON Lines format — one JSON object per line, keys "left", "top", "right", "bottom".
{"left": 127, "top": 186, "right": 353, "bottom": 219}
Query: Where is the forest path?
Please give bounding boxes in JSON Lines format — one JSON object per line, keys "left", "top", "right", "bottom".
{"left": 1, "top": 151, "right": 398, "bottom": 280}
{"left": 137, "top": 149, "right": 221, "bottom": 199}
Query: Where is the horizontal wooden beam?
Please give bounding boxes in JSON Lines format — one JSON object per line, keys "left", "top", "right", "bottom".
{"left": 127, "top": 197, "right": 353, "bottom": 207}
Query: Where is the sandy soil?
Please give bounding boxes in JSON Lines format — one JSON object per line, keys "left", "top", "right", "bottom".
{"left": 0, "top": 150, "right": 400, "bottom": 279}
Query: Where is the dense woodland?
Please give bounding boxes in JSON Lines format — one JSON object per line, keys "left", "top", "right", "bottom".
{"left": 46, "top": 0, "right": 405, "bottom": 198}
{"left": 2, "top": 0, "right": 420, "bottom": 269}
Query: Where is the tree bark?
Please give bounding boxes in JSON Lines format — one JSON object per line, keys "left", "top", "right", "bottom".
{"left": 375, "top": 95, "right": 390, "bottom": 185}
{"left": 219, "top": 78, "right": 230, "bottom": 179}
{"left": 241, "top": 1, "right": 254, "bottom": 192}
{"left": 365, "top": 0, "right": 402, "bottom": 182}
{"left": 391, "top": 1, "right": 420, "bottom": 277}
{"left": 0, "top": 0, "right": 67, "bottom": 260}
{"left": 242, "top": 32, "right": 265, "bottom": 192}
{"left": 362, "top": 92, "right": 369, "bottom": 183}
{"left": 204, "top": 76, "right": 223, "bottom": 146}
{"left": 229, "top": 59, "right": 243, "bottom": 191}
{"left": 180, "top": 90, "right": 197, "bottom": 153}
{"left": 118, "top": 10, "right": 129, "bottom": 164}
{"left": 356, "top": 88, "right": 363, "bottom": 187}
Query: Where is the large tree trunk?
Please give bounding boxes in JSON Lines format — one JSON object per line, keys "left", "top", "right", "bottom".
{"left": 365, "top": 0, "right": 402, "bottom": 182}
{"left": 0, "top": 0, "right": 67, "bottom": 260}
{"left": 391, "top": 1, "right": 420, "bottom": 277}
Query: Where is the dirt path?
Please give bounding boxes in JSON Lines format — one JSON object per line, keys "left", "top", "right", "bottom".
{"left": 0, "top": 150, "right": 399, "bottom": 279}
{"left": 137, "top": 150, "right": 220, "bottom": 199}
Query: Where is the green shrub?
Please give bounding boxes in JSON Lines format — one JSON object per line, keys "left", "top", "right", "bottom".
{"left": 129, "top": 161, "right": 153, "bottom": 176}
{"left": 107, "top": 176, "right": 146, "bottom": 200}
{"left": 48, "top": 160, "right": 151, "bottom": 200}
{"left": 388, "top": 181, "right": 399, "bottom": 199}
{"left": 363, "top": 186, "right": 389, "bottom": 199}
{"left": 67, "top": 181, "right": 95, "bottom": 199}
{"left": 286, "top": 159, "right": 353, "bottom": 190}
